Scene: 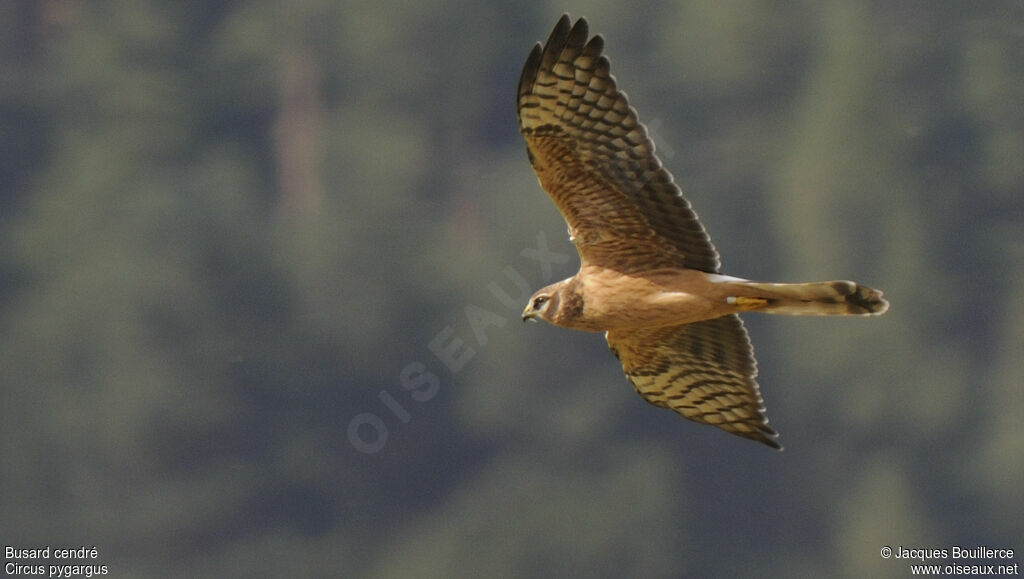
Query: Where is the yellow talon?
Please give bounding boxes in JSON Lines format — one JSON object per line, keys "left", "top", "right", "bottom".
{"left": 727, "top": 296, "right": 770, "bottom": 311}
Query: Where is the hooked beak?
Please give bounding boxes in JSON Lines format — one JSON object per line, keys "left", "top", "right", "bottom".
{"left": 522, "top": 306, "right": 538, "bottom": 323}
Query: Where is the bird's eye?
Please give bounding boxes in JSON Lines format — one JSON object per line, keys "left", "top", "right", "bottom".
{"left": 533, "top": 296, "right": 548, "bottom": 308}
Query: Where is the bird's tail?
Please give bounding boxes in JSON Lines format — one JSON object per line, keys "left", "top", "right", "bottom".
{"left": 728, "top": 280, "right": 889, "bottom": 316}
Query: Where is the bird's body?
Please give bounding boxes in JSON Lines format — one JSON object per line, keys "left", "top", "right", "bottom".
{"left": 536, "top": 266, "right": 886, "bottom": 332}
{"left": 537, "top": 268, "right": 742, "bottom": 331}
{"left": 517, "top": 15, "right": 888, "bottom": 449}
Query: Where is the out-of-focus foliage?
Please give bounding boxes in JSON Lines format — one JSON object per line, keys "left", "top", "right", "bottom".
{"left": 1, "top": 1, "right": 1021, "bottom": 577}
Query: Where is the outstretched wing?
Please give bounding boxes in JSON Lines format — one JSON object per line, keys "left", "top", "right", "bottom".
{"left": 517, "top": 15, "right": 720, "bottom": 274}
{"left": 606, "top": 314, "right": 781, "bottom": 448}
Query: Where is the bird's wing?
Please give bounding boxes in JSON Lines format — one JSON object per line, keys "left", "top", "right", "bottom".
{"left": 606, "top": 314, "right": 781, "bottom": 448}
{"left": 517, "top": 15, "right": 720, "bottom": 274}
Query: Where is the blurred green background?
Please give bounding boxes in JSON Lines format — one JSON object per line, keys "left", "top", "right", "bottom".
{"left": 2, "top": 1, "right": 1022, "bottom": 577}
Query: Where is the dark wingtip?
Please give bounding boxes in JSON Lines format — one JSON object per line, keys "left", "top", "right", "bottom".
{"left": 750, "top": 425, "right": 783, "bottom": 450}
{"left": 517, "top": 42, "right": 543, "bottom": 104}
{"left": 518, "top": 15, "right": 574, "bottom": 107}
{"left": 518, "top": 14, "right": 597, "bottom": 129}
{"left": 763, "top": 436, "right": 784, "bottom": 451}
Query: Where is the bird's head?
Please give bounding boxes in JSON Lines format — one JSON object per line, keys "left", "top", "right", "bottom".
{"left": 523, "top": 278, "right": 584, "bottom": 325}
{"left": 522, "top": 285, "right": 558, "bottom": 324}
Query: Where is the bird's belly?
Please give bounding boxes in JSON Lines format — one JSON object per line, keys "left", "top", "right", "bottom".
{"left": 577, "top": 268, "right": 730, "bottom": 330}
{"left": 599, "top": 292, "right": 720, "bottom": 329}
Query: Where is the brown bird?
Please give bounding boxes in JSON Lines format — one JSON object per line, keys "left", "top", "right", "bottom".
{"left": 517, "top": 15, "right": 889, "bottom": 449}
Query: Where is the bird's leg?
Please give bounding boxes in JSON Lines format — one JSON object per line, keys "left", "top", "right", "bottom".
{"left": 726, "top": 296, "right": 770, "bottom": 311}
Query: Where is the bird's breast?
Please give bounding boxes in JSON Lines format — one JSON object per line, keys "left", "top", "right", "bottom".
{"left": 573, "top": 267, "right": 728, "bottom": 330}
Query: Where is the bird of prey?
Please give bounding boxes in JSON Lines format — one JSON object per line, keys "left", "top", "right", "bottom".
{"left": 517, "top": 15, "right": 889, "bottom": 449}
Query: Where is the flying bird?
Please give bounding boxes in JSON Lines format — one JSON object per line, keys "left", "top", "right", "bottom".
{"left": 517, "top": 15, "right": 889, "bottom": 449}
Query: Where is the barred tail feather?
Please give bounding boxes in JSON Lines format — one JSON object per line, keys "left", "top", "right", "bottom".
{"left": 738, "top": 280, "right": 889, "bottom": 316}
